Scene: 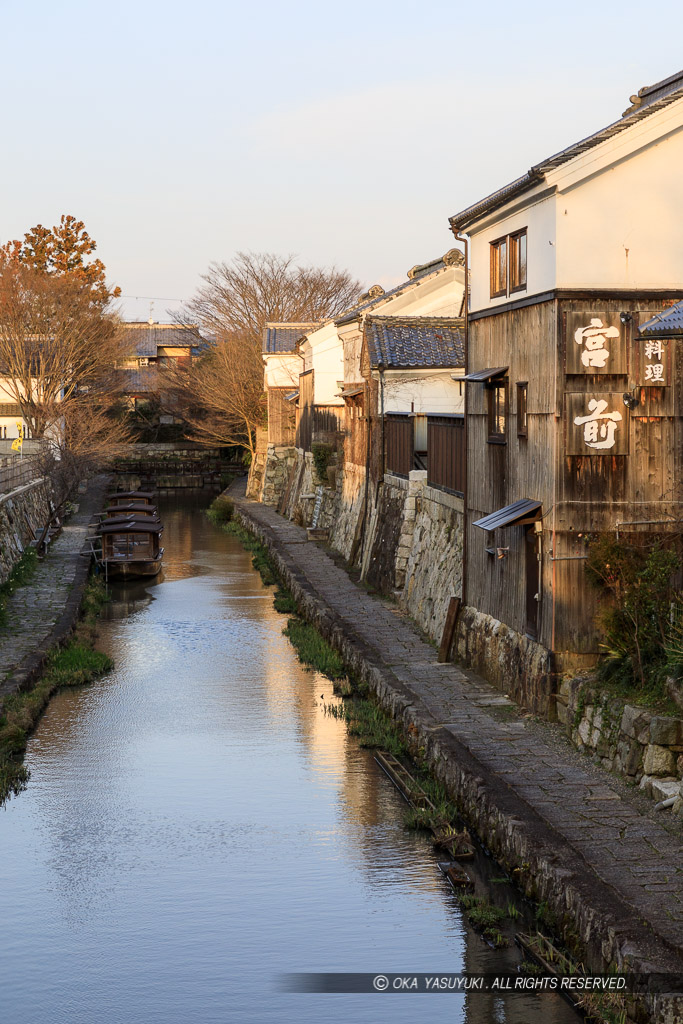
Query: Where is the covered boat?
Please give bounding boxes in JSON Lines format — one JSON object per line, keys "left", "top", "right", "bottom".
{"left": 109, "top": 491, "right": 156, "bottom": 506}
{"left": 100, "top": 519, "right": 164, "bottom": 578}
{"left": 104, "top": 502, "right": 158, "bottom": 519}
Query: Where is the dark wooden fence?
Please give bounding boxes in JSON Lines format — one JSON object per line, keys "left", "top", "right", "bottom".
{"left": 427, "top": 414, "right": 465, "bottom": 495}
{"left": 385, "top": 414, "right": 414, "bottom": 477}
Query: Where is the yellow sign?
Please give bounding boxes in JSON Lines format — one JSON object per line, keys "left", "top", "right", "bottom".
{"left": 15, "top": 420, "right": 23, "bottom": 433}
{"left": 11, "top": 437, "right": 22, "bottom": 452}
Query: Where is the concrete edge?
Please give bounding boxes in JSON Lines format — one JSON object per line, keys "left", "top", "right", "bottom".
{"left": 234, "top": 499, "right": 683, "bottom": 1020}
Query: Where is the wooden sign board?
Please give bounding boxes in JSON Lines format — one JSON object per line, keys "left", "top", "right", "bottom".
{"left": 565, "top": 392, "right": 629, "bottom": 455}
{"left": 638, "top": 336, "right": 668, "bottom": 386}
{"left": 565, "top": 312, "right": 627, "bottom": 375}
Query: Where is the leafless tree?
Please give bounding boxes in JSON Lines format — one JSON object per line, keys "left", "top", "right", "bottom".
{"left": 174, "top": 252, "right": 363, "bottom": 453}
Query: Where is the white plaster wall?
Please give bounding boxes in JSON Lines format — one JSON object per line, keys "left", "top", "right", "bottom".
{"left": 264, "top": 353, "right": 302, "bottom": 389}
{"left": 468, "top": 193, "right": 557, "bottom": 312}
{"left": 381, "top": 372, "right": 465, "bottom": 414}
{"left": 555, "top": 125, "right": 683, "bottom": 290}
{"left": 307, "top": 321, "right": 344, "bottom": 405}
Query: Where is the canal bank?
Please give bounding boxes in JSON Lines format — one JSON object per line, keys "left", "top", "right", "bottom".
{"left": 0, "top": 474, "right": 109, "bottom": 701}
{"left": 230, "top": 488, "right": 683, "bottom": 1023}
{"left": 0, "top": 493, "right": 582, "bottom": 1024}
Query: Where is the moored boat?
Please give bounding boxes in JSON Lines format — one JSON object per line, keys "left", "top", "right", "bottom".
{"left": 99, "top": 519, "right": 164, "bottom": 578}
{"left": 109, "top": 491, "right": 156, "bottom": 506}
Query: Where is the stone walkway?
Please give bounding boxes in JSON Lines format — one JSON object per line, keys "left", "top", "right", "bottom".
{"left": 233, "top": 491, "right": 683, "bottom": 987}
{"left": 0, "top": 476, "right": 108, "bottom": 698}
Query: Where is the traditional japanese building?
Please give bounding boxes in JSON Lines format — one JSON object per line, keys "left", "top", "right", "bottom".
{"left": 449, "top": 70, "right": 683, "bottom": 713}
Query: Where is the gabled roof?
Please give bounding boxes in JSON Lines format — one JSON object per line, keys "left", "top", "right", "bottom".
{"left": 262, "top": 323, "right": 321, "bottom": 354}
{"left": 120, "top": 322, "right": 197, "bottom": 357}
{"left": 640, "top": 300, "right": 683, "bottom": 337}
{"left": 116, "top": 367, "right": 159, "bottom": 394}
{"left": 450, "top": 70, "right": 683, "bottom": 231}
{"left": 364, "top": 316, "right": 465, "bottom": 371}
{"left": 335, "top": 250, "right": 464, "bottom": 327}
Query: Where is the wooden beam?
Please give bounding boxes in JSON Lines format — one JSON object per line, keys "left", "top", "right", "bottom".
{"left": 438, "top": 596, "right": 461, "bottom": 663}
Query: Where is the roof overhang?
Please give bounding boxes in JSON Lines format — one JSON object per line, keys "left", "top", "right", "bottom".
{"left": 463, "top": 367, "right": 508, "bottom": 382}
{"left": 284, "top": 390, "right": 299, "bottom": 402}
{"left": 473, "top": 499, "right": 542, "bottom": 531}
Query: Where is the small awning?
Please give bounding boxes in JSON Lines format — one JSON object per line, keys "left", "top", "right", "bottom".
{"left": 473, "top": 499, "right": 542, "bottom": 531}
{"left": 338, "top": 386, "right": 364, "bottom": 398}
{"left": 284, "top": 390, "right": 299, "bottom": 402}
{"left": 463, "top": 366, "right": 508, "bottom": 382}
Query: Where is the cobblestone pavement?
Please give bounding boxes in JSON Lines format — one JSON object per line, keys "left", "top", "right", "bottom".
{"left": 234, "top": 494, "right": 683, "bottom": 970}
{"left": 0, "top": 477, "right": 107, "bottom": 693}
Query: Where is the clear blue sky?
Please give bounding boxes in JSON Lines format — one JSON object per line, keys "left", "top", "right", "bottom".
{"left": 2, "top": 0, "right": 681, "bottom": 321}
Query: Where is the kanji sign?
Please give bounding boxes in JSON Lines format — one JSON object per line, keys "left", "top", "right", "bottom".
{"left": 639, "top": 336, "right": 668, "bottom": 386}
{"left": 565, "top": 393, "right": 629, "bottom": 455}
{"left": 565, "top": 313, "right": 627, "bottom": 375}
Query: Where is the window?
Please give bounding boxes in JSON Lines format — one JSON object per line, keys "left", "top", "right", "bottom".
{"left": 490, "top": 237, "right": 507, "bottom": 297}
{"left": 509, "top": 230, "right": 527, "bottom": 292}
{"left": 487, "top": 380, "right": 508, "bottom": 443}
{"left": 516, "top": 382, "right": 528, "bottom": 437}
{"left": 490, "top": 229, "right": 527, "bottom": 298}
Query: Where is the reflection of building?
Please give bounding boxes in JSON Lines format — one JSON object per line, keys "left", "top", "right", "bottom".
{"left": 449, "top": 69, "right": 683, "bottom": 710}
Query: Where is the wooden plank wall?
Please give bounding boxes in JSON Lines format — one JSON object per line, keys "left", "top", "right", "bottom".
{"left": 296, "top": 370, "right": 314, "bottom": 451}
{"left": 267, "top": 388, "right": 297, "bottom": 445}
{"left": 427, "top": 415, "right": 465, "bottom": 494}
{"left": 466, "top": 299, "right": 557, "bottom": 647}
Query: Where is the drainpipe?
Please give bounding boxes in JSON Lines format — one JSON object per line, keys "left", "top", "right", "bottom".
{"left": 377, "top": 362, "right": 386, "bottom": 500}
{"left": 451, "top": 229, "right": 469, "bottom": 611}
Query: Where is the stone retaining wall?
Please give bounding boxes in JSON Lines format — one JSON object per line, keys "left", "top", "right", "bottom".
{"left": 559, "top": 679, "right": 683, "bottom": 814}
{"left": 0, "top": 478, "right": 53, "bottom": 584}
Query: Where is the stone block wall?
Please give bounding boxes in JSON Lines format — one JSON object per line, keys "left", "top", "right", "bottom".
{"left": 0, "top": 478, "right": 53, "bottom": 584}
{"left": 454, "top": 607, "right": 555, "bottom": 717}
{"left": 559, "top": 679, "right": 683, "bottom": 813}
{"left": 401, "top": 481, "right": 463, "bottom": 641}
{"left": 260, "top": 445, "right": 297, "bottom": 506}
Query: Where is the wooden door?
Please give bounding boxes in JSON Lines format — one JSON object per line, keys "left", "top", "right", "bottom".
{"left": 525, "top": 527, "right": 539, "bottom": 640}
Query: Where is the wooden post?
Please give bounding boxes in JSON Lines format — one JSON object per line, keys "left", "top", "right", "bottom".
{"left": 438, "top": 596, "right": 461, "bottom": 663}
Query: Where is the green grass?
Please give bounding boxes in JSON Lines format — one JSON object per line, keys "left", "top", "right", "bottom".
{"left": 0, "top": 640, "right": 112, "bottom": 805}
{"left": 0, "top": 549, "right": 39, "bottom": 628}
{"left": 283, "top": 618, "right": 346, "bottom": 679}
{"left": 458, "top": 894, "right": 509, "bottom": 947}
{"left": 206, "top": 495, "right": 235, "bottom": 526}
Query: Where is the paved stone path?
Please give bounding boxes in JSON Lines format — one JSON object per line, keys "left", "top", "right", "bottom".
{"left": 0, "top": 476, "right": 108, "bottom": 696}
{"left": 234, "top": 493, "right": 683, "bottom": 977}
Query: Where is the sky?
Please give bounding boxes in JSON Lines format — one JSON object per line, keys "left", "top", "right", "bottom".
{"left": 2, "top": 0, "right": 682, "bottom": 322}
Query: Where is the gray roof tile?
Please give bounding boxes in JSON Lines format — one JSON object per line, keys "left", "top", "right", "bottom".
{"left": 364, "top": 316, "right": 465, "bottom": 370}
{"left": 640, "top": 300, "right": 683, "bottom": 336}
{"left": 121, "top": 323, "right": 197, "bottom": 358}
{"left": 262, "top": 323, "right": 321, "bottom": 354}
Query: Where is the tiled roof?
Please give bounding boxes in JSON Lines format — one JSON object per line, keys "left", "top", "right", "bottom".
{"left": 262, "top": 323, "right": 321, "bottom": 354}
{"left": 336, "top": 250, "right": 464, "bottom": 327}
{"left": 364, "top": 316, "right": 465, "bottom": 370}
{"left": 117, "top": 367, "right": 159, "bottom": 394}
{"left": 640, "top": 300, "right": 683, "bottom": 336}
{"left": 121, "top": 323, "right": 197, "bottom": 358}
{"left": 450, "top": 70, "right": 683, "bottom": 230}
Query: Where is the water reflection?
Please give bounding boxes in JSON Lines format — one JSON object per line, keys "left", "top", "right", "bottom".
{"left": 0, "top": 494, "right": 578, "bottom": 1024}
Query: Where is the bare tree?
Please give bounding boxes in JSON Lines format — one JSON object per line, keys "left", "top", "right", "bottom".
{"left": 175, "top": 252, "right": 363, "bottom": 453}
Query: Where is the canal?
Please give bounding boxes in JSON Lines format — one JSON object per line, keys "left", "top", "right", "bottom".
{"left": 0, "top": 496, "right": 579, "bottom": 1024}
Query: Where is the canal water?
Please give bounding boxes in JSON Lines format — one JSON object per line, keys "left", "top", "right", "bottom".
{"left": 0, "top": 496, "right": 579, "bottom": 1024}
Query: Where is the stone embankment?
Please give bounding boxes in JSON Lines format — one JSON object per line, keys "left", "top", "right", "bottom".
{"left": 0, "top": 475, "right": 108, "bottom": 700}
{"left": 231, "top": 489, "right": 683, "bottom": 1024}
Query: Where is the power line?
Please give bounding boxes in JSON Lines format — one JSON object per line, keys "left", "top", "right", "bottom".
{"left": 119, "top": 294, "right": 186, "bottom": 302}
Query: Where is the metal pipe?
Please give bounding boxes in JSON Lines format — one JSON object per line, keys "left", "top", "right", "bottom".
{"left": 615, "top": 518, "right": 676, "bottom": 540}
{"left": 654, "top": 796, "right": 677, "bottom": 811}
{"left": 549, "top": 554, "right": 588, "bottom": 561}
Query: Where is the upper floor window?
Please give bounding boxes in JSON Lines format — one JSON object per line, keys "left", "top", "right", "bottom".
{"left": 487, "top": 380, "right": 508, "bottom": 444}
{"left": 490, "top": 229, "right": 527, "bottom": 298}
{"left": 516, "top": 382, "right": 528, "bottom": 437}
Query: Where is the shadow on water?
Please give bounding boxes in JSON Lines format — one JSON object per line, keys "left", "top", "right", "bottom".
{"left": 0, "top": 492, "right": 580, "bottom": 1024}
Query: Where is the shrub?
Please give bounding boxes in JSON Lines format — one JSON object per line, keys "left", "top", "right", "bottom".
{"left": 311, "top": 443, "right": 334, "bottom": 484}
{"left": 585, "top": 534, "right": 680, "bottom": 689}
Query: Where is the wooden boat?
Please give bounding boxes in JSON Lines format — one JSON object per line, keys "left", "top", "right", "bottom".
{"left": 104, "top": 502, "right": 158, "bottom": 519}
{"left": 109, "top": 491, "right": 156, "bottom": 506}
{"left": 99, "top": 519, "right": 164, "bottom": 578}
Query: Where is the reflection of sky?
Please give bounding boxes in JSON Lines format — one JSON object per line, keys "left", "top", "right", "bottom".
{"left": 0, "top": 502, "right": 577, "bottom": 1024}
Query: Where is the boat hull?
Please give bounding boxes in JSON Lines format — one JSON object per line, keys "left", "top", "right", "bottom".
{"left": 105, "top": 559, "right": 162, "bottom": 579}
